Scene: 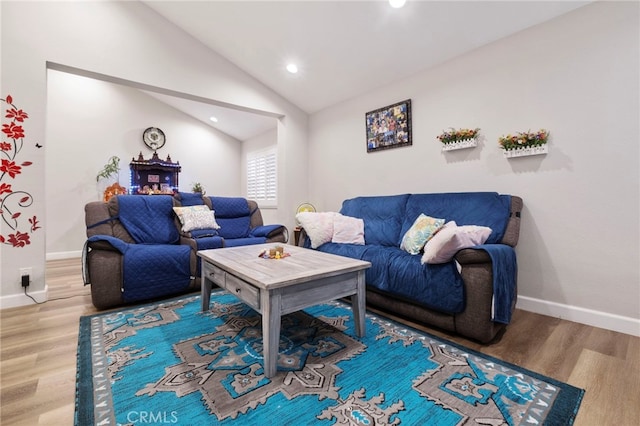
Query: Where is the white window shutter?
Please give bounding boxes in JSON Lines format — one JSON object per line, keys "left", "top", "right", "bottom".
{"left": 247, "top": 147, "right": 277, "bottom": 205}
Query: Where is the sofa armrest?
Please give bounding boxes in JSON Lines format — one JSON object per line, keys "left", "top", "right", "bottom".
{"left": 86, "top": 240, "right": 122, "bottom": 254}
{"left": 251, "top": 224, "right": 289, "bottom": 244}
{"left": 180, "top": 228, "right": 220, "bottom": 239}
{"left": 251, "top": 224, "right": 284, "bottom": 238}
{"left": 85, "top": 201, "right": 114, "bottom": 238}
{"left": 501, "top": 195, "right": 523, "bottom": 247}
{"left": 84, "top": 248, "right": 125, "bottom": 309}
{"left": 295, "top": 227, "right": 309, "bottom": 247}
{"left": 454, "top": 248, "right": 492, "bottom": 264}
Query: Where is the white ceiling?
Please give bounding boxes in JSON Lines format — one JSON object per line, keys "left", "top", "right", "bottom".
{"left": 142, "top": 90, "right": 279, "bottom": 141}
{"left": 142, "top": 0, "right": 592, "bottom": 139}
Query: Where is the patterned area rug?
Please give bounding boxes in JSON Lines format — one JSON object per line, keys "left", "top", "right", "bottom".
{"left": 75, "top": 292, "right": 584, "bottom": 425}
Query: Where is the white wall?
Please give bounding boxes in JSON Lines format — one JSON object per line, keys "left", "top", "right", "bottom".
{"left": 45, "top": 70, "right": 242, "bottom": 259}
{"left": 1, "top": 0, "right": 308, "bottom": 306}
{"left": 308, "top": 1, "right": 639, "bottom": 335}
{"left": 3, "top": 0, "right": 636, "bottom": 335}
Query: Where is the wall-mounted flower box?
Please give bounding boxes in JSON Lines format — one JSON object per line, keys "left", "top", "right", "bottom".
{"left": 502, "top": 144, "right": 548, "bottom": 158}
{"left": 499, "top": 129, "right": 549, "bottom": 159}
{"left": 437, "top": 127, "right": 480, "bottom": 152}
{"left": 441, "top": 138, "right": 478, "bottom": 151}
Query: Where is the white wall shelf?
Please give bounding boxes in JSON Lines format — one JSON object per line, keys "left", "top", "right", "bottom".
{"left": 441, "top": 138, "right": 478, "bottom": 152}
{"left": 502, "top": 145, "right": 548, "bottom": 158}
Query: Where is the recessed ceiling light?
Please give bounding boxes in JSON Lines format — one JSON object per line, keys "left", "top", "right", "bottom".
{"left": 209, "top": 116, "right": 218, "bottom": 123}
{"left": 286, "top": 63, "right": 298, "bottom": 74}
{"left": 389, "top": 0, "right": 406, "bottom": 8}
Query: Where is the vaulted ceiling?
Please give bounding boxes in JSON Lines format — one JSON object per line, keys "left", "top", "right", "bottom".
{"left": 141, "top": 0, "right": 592, "bottom": 139}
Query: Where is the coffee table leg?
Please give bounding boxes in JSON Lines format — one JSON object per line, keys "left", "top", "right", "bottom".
{"left": 201, "top": 276, "right": 212, "bottom": 311}
{"left": 262, "top": 291, "right": 282, "bottom": 378}
{"left": 351, "top": 270, "right": 366, "bottom": 337}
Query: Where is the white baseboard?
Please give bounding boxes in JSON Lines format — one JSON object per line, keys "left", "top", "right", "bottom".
{"left": 0, "top": 285, "right": 49, "bottom": 309}
{"left": 517, "top": 296, "right": 640, "bottom": 337}
{"left": 46, "top": 250, "right": 82, "bottom": 261}
{"left": 3, "top": 274, "right": 636, "bottom": 337}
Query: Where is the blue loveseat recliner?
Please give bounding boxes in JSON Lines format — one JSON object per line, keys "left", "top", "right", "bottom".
{"left": 83, "top": 193, "right": 288, "bottom": 309}
{"left": 298, "top": 192, "right": 523, "bottom": 343}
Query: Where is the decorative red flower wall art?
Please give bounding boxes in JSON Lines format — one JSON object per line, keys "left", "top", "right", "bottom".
{"left": 1, "top": 94, "right": 41, "bottom": 247}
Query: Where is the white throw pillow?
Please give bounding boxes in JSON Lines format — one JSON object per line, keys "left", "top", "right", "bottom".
{"left": 421, "top": 221, "right": 492, "bottom": 264}
{"left": 296, "top": 211, "right": 338, "bottom": 248}
{"left": 173, "top": 205, "right": 209, "bottom": 226}
{"left": 178, "top": 208, "right": 221, "bottom": 232}
{"left": 332, "top": 214, "right": 365, "bottom": 245}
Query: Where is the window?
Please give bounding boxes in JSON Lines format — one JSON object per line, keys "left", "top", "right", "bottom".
{"left": 246, "top": 147, "right": 277, "bottom": 206}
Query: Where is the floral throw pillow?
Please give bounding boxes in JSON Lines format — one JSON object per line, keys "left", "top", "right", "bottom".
{"left": 400, "top": 213, "right": 446, "bottom": 255}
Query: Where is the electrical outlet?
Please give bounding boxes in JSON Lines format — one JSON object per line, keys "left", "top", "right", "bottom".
{"left": 20, "top": 267, "right": 32, "bottom": 287}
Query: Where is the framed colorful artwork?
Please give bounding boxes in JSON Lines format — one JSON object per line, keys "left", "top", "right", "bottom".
{"left": 365, "top": 99, "right": 412, "bottom": 153}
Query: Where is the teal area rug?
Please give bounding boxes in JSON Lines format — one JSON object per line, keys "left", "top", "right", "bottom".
{"left": 75, "top": 292, "right": 584, "bottom": 425}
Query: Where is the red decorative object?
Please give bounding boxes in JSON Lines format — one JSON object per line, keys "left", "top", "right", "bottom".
{"left": 103, "top": 182, "right": 128, "bottom": 202}
{"left": 1, "top": 94, "right": 41, "bottom": 247}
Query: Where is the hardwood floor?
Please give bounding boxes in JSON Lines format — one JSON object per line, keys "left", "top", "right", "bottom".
{"left": 1, "top": 258, "right": 638, "bottom": 425}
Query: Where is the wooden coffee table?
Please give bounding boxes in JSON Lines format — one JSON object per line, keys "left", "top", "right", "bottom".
{"left": 198, "top": 244, "right": 371, "bottom": 378}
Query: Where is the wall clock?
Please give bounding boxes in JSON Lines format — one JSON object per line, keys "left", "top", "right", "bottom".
{"left": 142, "top": 127, "right": 166, "bottom": 151}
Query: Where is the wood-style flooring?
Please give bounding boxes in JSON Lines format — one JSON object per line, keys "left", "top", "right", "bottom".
{"left": 1, "top": 258, "right": 638, "bottom": 425}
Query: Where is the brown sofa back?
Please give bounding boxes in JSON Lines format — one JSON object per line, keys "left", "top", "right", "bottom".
{"left": 501, "top": 196, "right": 523, "bottom": 247}
{"left": 84, "top": 197, "right": 136, "bottom": 243}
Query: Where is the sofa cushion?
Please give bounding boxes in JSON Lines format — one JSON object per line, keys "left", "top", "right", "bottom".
{"left": 421, "top": 221, "right": 492, "bottom": 264}
{"left": 386, "top": 248, "right": 464, "bottom": 313}
{"left": 403, "top": 192, "right": 510, "bottom": 244}
{"left": 209, "top": 197, "right": 251, "bottom": 239}
{"left": 175, "top": 191, "right": 205, "bottom": 206}
{"left": 318, "top": 243, "right": 464, "bottom": 314}
{"left": 400, "top": 213, "right": 445, "bottom": 255}
{"left": 317, "top": 243, "right": 390, "bottom": 290}
{"left": 87, "top": 235, "right": 191, "bottom": 303}
{"left": 121, "top": 243, "right": 192, "bottom": 302}
{"left": 340, "top": 194, "right": 410, "bottom": 246}
{"left": 116, "top": 195, "right": 179, "bottom": 244}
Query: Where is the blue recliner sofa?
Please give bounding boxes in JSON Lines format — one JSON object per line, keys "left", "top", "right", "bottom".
{"left": 83, "top": 193, "right": 287, "bottom": 309}
{"left": 298, "top": 192, "right": 523, "bottom": 343}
